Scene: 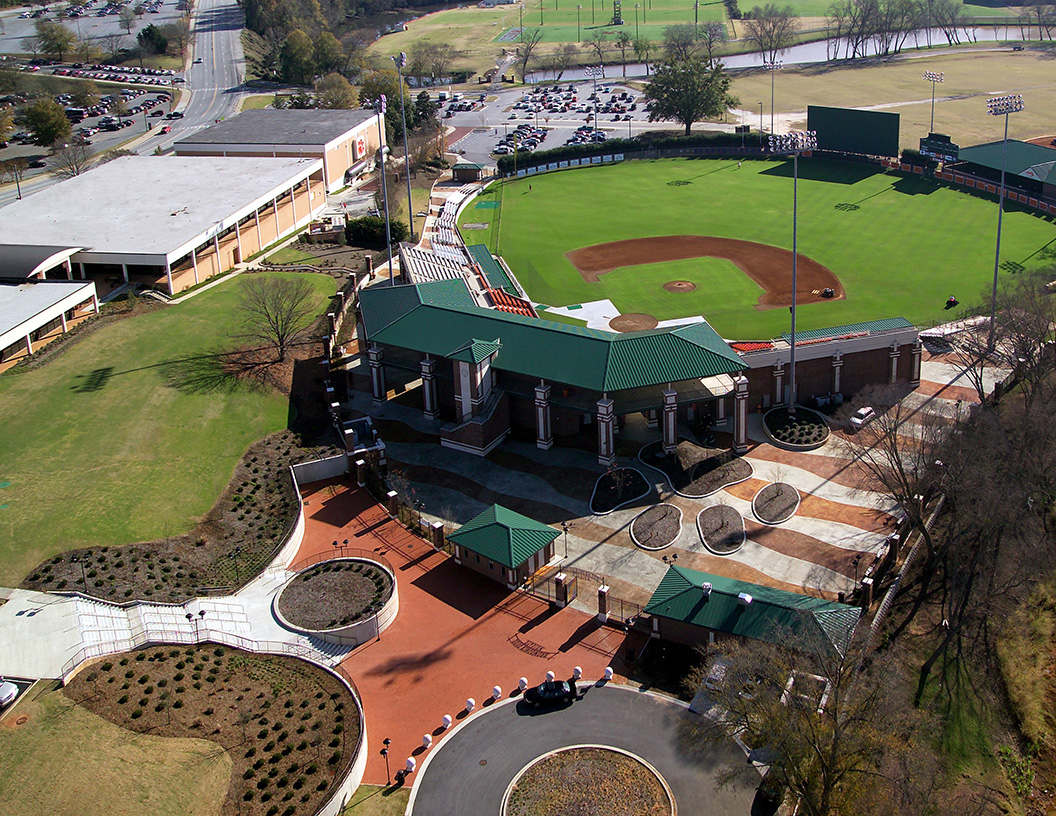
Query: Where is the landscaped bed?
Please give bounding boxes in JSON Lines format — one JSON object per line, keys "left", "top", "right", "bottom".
{"left": 697, "top": 504, "right": 746, "bottom": 555}
{"left": 763, "top": 407, "right": 830, "bottom": 448}
{"left": 505, "top": 746, "right": 671, "bottom": 816}
{"left": 752, "top": 482, "right": 801, "bottom": 525}
{"left": 64, "top": 646, "right": 360, "bottom": 816}
{"left": 278, "top": 560, "right": 393, "bottom": 631}
{"left": 640, "top": 440, "right": 752, "bottom": 498}
{"left": 590, "top": 467, "right": 652, "bottom": 514}
{"left": 631, "top": 504, "right": 683, "bottom": 550}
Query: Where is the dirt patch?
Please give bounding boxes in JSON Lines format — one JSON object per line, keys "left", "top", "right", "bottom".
{"left": 506, "top": 746, "right": 670, "bottom": 816}
{"left": 753, "top": 482, "right": 800, "bottom": 525}
{"left": 640, "top": 439, "right": 752, "bottom": 498}
{"left": 567, "top": 236, "right": 843, "bottom": 311}
{"left": 278, "top": 560, "right": 393, "bottom": 630}
{"left": 697, "top": 505, "right": 745, "bottom": 555}
{"left": 64, "top": 646, "right": 360, "bottom": 816}
{"left": 609, "top": 313, "right": 659, "bottom": 332}
{"left": 591, "top": 468, "right": 653, "bottom": 514}
{"left": 631, "top": 504, "right": 682, "bottom": 550}
{"left": 662, "top": 280, "right": 697, "bottom": 293}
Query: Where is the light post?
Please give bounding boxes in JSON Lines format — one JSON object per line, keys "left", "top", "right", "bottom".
{"left": 539, "top": 0, "right": 543, "bottom": 26}
{"left": 986, "top": 93, "right": 1024, "bottom": 351}
{"left": 577, "top": 4, "right": 582, "bottom": 40}
{"left": 70, "top": 554, "right": 88, "bottom": 593}
{"left": 393, "top": 52, "right": 416, "bottom": 242}
{"left": 758, "top": 101, "right": 763, "bottom": 144}
{"left": 374, "top": 95, "right": 395, "bottom": 286}
{"left": 561, "top": 520, "right": 570, "bottom": 558}
{"left": 591, "top": 0, "right": 595, "bottom": 24}
{"left": 586, "top": 65, "right": 600, "bottom": 133}
{"left": 694, "top": 0, "right": 699, "bottom": 27}
{"left": 519, "top": 2, "right": 524, "bottom": 38}
{"left": 634, "top": 2, "right": 639, "bottom": 38}
{"left": 852, "top": 553, "right": 862, "bottom": 589}
{"left": 381, "top": 738, "right": 392, "bottom": 785}
{"left": 763, "top": 60, "right": 782, "bottom": 133}
{"left": 414, "top": 499, "right": 425, "bottom": 529}
{"left": 768, "top": 130, "right": 818, "bottom": 418}
{"left": 923, "top": 70, "right": 943, "bottom": 133}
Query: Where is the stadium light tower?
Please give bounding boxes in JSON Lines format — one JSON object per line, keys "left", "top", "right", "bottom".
{"left": 923, "top": 70, "right": 943, "bottom": 133}
{"left": 375, "top": 95, "right": 395, "bottom": 286}
{"left": 769, "top": 130, "right": 818, "bottom": 417}
{"left": 764, "top": 60, "right": 782, "bottom": 133}
{"left": 577, "top": 4, "right": 582, "bottom": 40}
{"left": 986, "top": 93, "right": 1024, "bottom": 351}
{"left": 392, "top": 52, "right": 416, "bottom": 242}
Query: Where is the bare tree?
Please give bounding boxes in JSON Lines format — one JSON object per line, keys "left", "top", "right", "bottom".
{"left": 742, "top": 3, "right": 798, "bottom": 63}
{"left": 428, "top": 42, "right": 456, "bottom": 83}
{"left": 0, "top": 157, "right": 29, "bottom": 199}
{"left": 50, "top": 140, "right": 95, "bottom": 179}
{"left": 699, "top": 21, "right": 728, "bottom": 65}
{"left": 614, "top": 31, "right": 633, "bottom": 76}
{"left": 163, "top": 17, "right": 192, "bottom": 59}
{"left": 662, "top": 23, "right": 700, "bottom": 61}
{"left": 237, "top": 276, "right": 318, "bottom": 362}
{"left": 553, "top": 42, "right": 580, "bottom": 80}
{"left": 102, "top": 32, "right": 126, "bottom": 61}
{"left": 515, "top": 27, "right": 545, "bottom": 82}
{"left": 118, "top": 6, "right": 136, "bottom": 34}
{"left": 633, "top": 37, "right": 655, "bottom": 74}
{"left": 585, "top": 29, "right": 610, "bottom": 74}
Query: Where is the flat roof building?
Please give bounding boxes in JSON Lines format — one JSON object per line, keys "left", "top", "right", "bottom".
{"left": 0, "top": 156, "right": 327, "bottom": 296}
{"left": 0, "top": 278, "right": 98, "bottom": 372}
{"left": 174, "top": 108, "right": 384, "bottom": 193}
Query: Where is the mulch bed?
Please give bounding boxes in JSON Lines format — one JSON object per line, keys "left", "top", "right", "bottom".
{"left": 697, "top": 505, "right": 745, "bottom": 555}
{"left": 640, "top": 440, "right": 752, "bottom": 498}
{"left": 21, "top": 431, "right": 342, "bottom": 603}
{"left": 506, "top": 747, "right": 670, "bottom": 816}
{"left": 763, "top": 407, "right": 830, "bottom": 447}
{"left": 753, "top": 483, "right": 800, "bottom": 524}
{"left": 662, "top": 280, "right": 697, "bottom": 293}
{"left": 609, "top": 313, "right": 659, "bottom": 332}
{"left": 590, "top": 468, "right": 652, "bottom": 514}
{"left": 278, "top": 560, "right": 393, "bottom": 631}
{"left": 631, "top": 504, "right": 682, "bottom": 550}
{"left": 65, "top": 646, "right": 360, "bottom": 816}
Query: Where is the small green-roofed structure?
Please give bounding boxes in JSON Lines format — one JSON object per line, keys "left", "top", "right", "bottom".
{"left": 644, "top": 566, "right": 861, "bottom": 655}
{"left": 452, "top": 161, "right": 485, "bottom": 183}
{"left": 955, "top": 140, "right": 1056, "bottom": 198}
{"left": 448, "top": 504, "right": 559, "bottom": 588}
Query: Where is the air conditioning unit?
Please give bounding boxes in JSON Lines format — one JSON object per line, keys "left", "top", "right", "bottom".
{"left": 701, "top": 582, "right": 712, "bottom": 596}
{"left": 737, "top": 592, "right": 753, "bottom": 606}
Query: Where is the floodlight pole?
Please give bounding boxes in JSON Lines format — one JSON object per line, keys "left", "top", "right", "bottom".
{"left": 764, "top": 60, "right": 782, "bottom": 133}
{"left": 758, "top": 101, "right": 763, "bottom": 144}
{"left": 577, "top": 4, "right": 582, "bottom": 40}
{"left": 923, "top": 71, "right": 944, "bottom": 133}
{"left": 634, "top": 3, "right": 639, "bottom": 39}
{"left": 375, "top": 96, "right": 395, "bottom": 286}
{"left": 987, "top": 93, "right": 1024, "bottom": 351}
{"left": 393, "top": 53, "right": 416, "bottom": 242}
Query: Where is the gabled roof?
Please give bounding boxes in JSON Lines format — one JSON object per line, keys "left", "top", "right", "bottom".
{"left": 359, "top": 281, "right": 746, "bottom": 392}
{"left": 782, "top": 316, "right": 913, "bottom": 343}
{"left": 465, "top": 244, "right": 519, "bottom": 296}
{"left": 447, "top": 504, "right": 559, "bottom": 569}
{"left": 645, "top": 566, "right": 861, "bottom": 655}
{"left": 448, "top": 338, "right": 502, "bottom": 364}
{"left": 957, "top": 140, "right": 1056, "bottom": 183}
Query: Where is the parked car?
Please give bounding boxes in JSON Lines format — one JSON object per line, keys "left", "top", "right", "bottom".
{"left": 523, "top": 680, "right": 576, "bottom": 707}
{"left": 28, "top": 159, "right": 47, "bottom": 168}
{"left": 0, "top": 679, "right": 16, "bottom": 709}
{"left": 849, "top": 406, "right": 876, "bottom": 432}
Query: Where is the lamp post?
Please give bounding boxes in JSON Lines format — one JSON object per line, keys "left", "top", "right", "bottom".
{"left": 758, "top": 101, "right": 763, "bottom": 144}
{"left": 577, "top": 4, "right": 582, "bottom": 40}
{"left": 634, "top": 2, "right": 640, "bottom": 38}
{"left": 694, "top": 0, "right": 699, "bottom": 27}
{"left": 374, "top": 95, "right": 395, "bottom": 286}
{"left": 923, "top": 70, "right": 943, "bottom": 133}
{"left": 414, "top": 499, "right": 425, "bottom": 529}
{"left": 986, "top": 93, "right": 1024, "bottom": 351}
{"left": 852, "top": 553, "right": 862, "bottom": 589}
{"left": 392, "top": 52, "right": 416, "bottom": 242}
{"left": 70, "top": 554, "right": 88, "bottom": 593}
{"left": 763, "top": 60, "right": 782, "bottom": 133}
{"left": 539, "top": 0, "right": 543, "bottom": 26}
{"left": 561, "top": 520, "right": 570, "bottom": 558}
{"left": 381, "top": 738, "right": 392, "bottom": 785}
{"left": 768, "top": 130, "right": 818, "bottom": 418}
{"left": 519, "top": 2, "right": 523, "bottom": 38}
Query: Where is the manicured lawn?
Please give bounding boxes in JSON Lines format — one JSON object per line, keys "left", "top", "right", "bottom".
{"left": 269, "top": 245, "right": 326, "bottom": 264}
{"left": 461, "top": 157, "right": 1056, "bottom": 340}
{"left": 342, "top": 784, "right": 411, "bottom": 815}
{"left": 0, "top": 683, "right": 229, "bottom": 816}
{"left": 240, "top": 93, "right": 276, "bottom": 111}
{"left": 0, "top": 272, "right": 336, "bottom": 586}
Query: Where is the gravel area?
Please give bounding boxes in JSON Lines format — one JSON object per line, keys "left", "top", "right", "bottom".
{"left": 631, "top": 505, "right": 682, "bottom": 550}
{"left": 640, "top": 440, "right": 752, "bottom": 498}
{"left": 278, "top": 560, "right": 393, "bottom": 630}
{"left": 753, "top": 483, "right": 800, "bottom": 524}
{"left": 696, "top": 505, "right": 745, "bottom": 555}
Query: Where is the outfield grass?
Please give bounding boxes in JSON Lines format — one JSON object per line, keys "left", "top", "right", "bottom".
{"left": 0, "top": 272, "right": 336, "bottom": 586}
{"left": 0, "top": 684, "right": 229, "bottom": 816}
{"left": 460, "top": 157, "right": 1056, "bottom": 340}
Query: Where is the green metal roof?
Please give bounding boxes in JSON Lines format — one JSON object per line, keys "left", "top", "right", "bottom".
{"left": 782, "top": 316, "right": 913, "bottom": 343}
{"left": 453, "top": 160, "right": 484, "bottom": 170}
{"left": 448, "top": 338, "right": 502, "bottom": 364}
{"left": 958, "top": 140, "right": 1056, "bottom": 183}
{"left": 359, "top": 283, "right": 746, "bottom": 393}
{"left": 644, "top": 566, "right": 861, "bottom": 655}
{"left": 447, "top": 504, "right": 559, "bottom": 569}
{"left": 465, "top": 244, "right": 519, "bottom": 296}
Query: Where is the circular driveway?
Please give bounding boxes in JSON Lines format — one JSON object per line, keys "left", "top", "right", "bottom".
{"left": 409, "top": 683, "right": 758, "bottom": 816}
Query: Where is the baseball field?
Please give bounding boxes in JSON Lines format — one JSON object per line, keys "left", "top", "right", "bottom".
{"left": 457, "top": 157, "right": 1056, "bottom": 340}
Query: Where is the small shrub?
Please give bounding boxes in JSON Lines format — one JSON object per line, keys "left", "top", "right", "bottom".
{"left": 131, "top": 709, "right": 143, "bottom": 719}
{"left": 101, "top": 661, "right": 113, "bottom": 672}
{"left": 117, "top": 695, "right": 129, "bottom": 704}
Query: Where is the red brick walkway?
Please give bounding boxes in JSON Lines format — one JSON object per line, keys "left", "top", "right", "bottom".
{"left": 295, "top": 480, "right": 628, "bottom": 785}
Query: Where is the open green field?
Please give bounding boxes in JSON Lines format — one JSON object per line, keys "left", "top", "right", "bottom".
{"left": 0, "top": 684, "right": 230, "bottom": 816}
{"left": 0, "top": 272, "right": 335, "bottom": 586}
{"left": 460, "top": 157, "right": 1056, "bottom": 340}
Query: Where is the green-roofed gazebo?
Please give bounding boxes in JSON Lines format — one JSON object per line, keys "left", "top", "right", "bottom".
{"left": 448, "top": 504, "right": 560, "bottom": 588}
{"left": 644, "top": 565, "right": 861, "bottom": 655}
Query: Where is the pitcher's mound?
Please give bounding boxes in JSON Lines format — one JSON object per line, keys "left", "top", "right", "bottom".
{"left": 663, "top": 280, "right": 697, "bottom": 293}
{"left": 609, "top": 313, "right": 659, "bottom": 332}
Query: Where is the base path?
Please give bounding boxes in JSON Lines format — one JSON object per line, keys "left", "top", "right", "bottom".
{"left": 409, "top": 683, "right": 757, "bottom": 815}
{"left": 567, "top": 235, "right": 844, "bottom": 310}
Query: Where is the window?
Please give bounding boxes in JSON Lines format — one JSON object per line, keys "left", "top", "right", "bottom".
{"left": 488, "top": 561, "right": 494, "bottom": 571}
{"left": 475, "top": 554, "right": 480, "bottom": 564}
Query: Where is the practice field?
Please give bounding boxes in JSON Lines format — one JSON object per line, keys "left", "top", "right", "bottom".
{"left": 459, "top": 157, "right": 1056, "bottom": 340}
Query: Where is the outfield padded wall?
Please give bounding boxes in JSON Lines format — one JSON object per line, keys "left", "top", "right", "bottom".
{"left": 807, "top": 106, "right": 900, "bottom": 158}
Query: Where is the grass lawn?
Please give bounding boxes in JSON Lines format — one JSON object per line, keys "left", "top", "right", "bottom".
{"left": 0, "top": 272, "right": 336, "bottom": 586}
{"left": 342, "top": 784, "right": 411, "bottom": 815}
{"left": 268, "top": 244, "right": 326, "bottom": 264}
{"left": 460, "top": 157, "right": 1056, "bottom": 340}
{"left": 240, "top": 93, "right": 276, "bottom": 111}
{"left": 0, "top": 683, "right": 229, "bottom": 816}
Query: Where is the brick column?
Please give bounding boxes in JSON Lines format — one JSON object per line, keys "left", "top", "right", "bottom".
{"left": 597, "top": 585, "right": 609, "bottom": 623}
{"left": 421, "top": 357, "right": 438, "bottom": 421}
{"left": 773, "top": 362, "right": 785, "bottom": 406}
{"left": 832, "top": 351, "right": 844, "bottom": 394}
{"left": 716, "top": 395, "right": 726, "bottom": 421}
{"left": 662, "top": 387, "right": 677, "bottom": 454}
{"left": 910, "top": 338, "right": 923, "bottom": 386}
{"left": 597, "top": 397, "right": 616, "bottom": 467}
{"left": 534, "top": 382, "right": 553, "bottom": 450}
{"left": 889, "top": 342, "right": 900, "bottom": 384}
{"left": 733, "top": 375, "right": 749, "bottom": 454}
{"left": 645, "top": 409, "right": 658, "bottom": 429}
{"left": 368, "top": 344, "right": 386, "bottom": 405}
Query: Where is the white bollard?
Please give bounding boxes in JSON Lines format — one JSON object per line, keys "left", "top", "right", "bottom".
{"left": 422, "top": 734, "right": 432, "bottom": 748}
{"left": 492, "top": 685, "right": 502, "bottom": 700}
{"left": 518, "top": 677, "right": 528, "bottom": 691}
{"left": 573, "top": 666, "right": 582, "bottom": 679}
{"left": 604, "top": 666, "right": 614, "bottom": 680}
{"left": 465, "top": 697, "right": 476, "bottom": 712}
{"left": 545, "top": 670, "right": 555, "bottom": 682}
{"left": 442, "top": 714, "right": 453, "bottom": 729}
{"left": 406, "top": 757, "right": 416, "bottom": 773}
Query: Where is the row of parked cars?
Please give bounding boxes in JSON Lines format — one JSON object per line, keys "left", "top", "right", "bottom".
{"left": 565, "top": 125, "right": 608, "bottom": 146}
{"left": 52, "top": 65, "right": 178, "bottom": 86}
{"left": 492, "top": 124, "right": 549, "bottom": 155}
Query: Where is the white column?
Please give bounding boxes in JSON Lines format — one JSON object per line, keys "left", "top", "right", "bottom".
{"left": 832, "top": 351, "right": 843, "bottom": 394}
{"left": 213, "top": 233, "right": 222, "bottom": 272}
{"left": 773, "top": 362, "right": 784, "bottom": 406}
{"left": 78, "top": 262, "right": 86, "bottom": 280}
{"left": 597, "top": 396, "right": 616, "bottom": 466}
{"left": 456, "top": 361, "right": 473, "bottom": 421}
{"left": 421, "top": 357, "right": 438, "bottom": 421}
{"left": 534, "top": 381, "right": 553, "bottom": 450}
{"left": 164, "top": 259, "right": 173, "bottom": 295}
{"left": 717, "top": 395, "right": 726, "bottom": 421}
{"left": 24, "top": 334, "right": 33, "bottom": 355}
{"left": 368, "top": 344, "right": 386, "bottom": 404}
{"left": 64, "top": 258, "right": 72, "bottom": 280}
{"left": 60, "top": 310, "right": 68, "bottom": 331}
{"left": 662, "top": 386, "right": 677, "bottom": 454}
{"left": 889, "top": 342, "right": 900, "bottom": 384}
{"left": 910, "top": 338, "right": 922, "bottom": 386}
{"left": 191, "top": 246, "right": 199, "bottom": 284}
{"left": 254, "top": 208, "right": 263, "bottom": 249}
{"left": 120, "top": 263, "right": 129, "bottom": 283}
{"left": 733, "top": 375, "right": 749, "bottom": 454}
{"left": 290, "top": 180, "right": 299, "bottom": 224}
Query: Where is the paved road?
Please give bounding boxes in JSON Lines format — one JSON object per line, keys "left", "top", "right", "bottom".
{"left": 409, "top": 683, "right": 760, "bottom": 816}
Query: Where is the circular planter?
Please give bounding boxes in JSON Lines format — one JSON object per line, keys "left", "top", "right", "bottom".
{"left": 274, "top": 557, "right": 399, "bottom": 646}
{"left": 752, "top": 482, "right": 801, "bottom": 525}
{"left": 697, "top": 505, "right": 746, "bottom": 555}
{"left": 630, "top": 504, "right": 683, "bottom": 551}
{"left": 761, "top": 406, "right": 831, "bottom": 451}
{"left": 590, "top": 467, "right": 652, "bottom": 515}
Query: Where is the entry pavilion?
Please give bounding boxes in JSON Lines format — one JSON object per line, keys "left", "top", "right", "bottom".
{"left": 447, "top": 504, "right": 561, "bottom": 590}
